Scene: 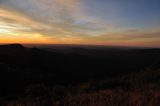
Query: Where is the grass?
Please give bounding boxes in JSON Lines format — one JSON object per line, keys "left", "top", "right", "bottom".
{"left": 2, "top": 69, "right": 160, "bottom": 106}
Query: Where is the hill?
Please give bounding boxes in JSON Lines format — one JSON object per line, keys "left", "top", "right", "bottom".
{"left": 0, "top": 44, "right": 160, "bottom": 105}
{"left": 2, "top": 68, "right": 160, "bottom": 106}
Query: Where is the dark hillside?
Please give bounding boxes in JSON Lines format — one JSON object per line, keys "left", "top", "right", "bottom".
{"left": 2, "top": 69, "right": 160, "bottom": 106}
{"left": 0, "top": 44, "right": 160, "bottom": 101}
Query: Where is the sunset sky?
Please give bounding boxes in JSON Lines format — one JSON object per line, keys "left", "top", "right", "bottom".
{"left": 0, "top": 0, "right": 160, "bottom": 47}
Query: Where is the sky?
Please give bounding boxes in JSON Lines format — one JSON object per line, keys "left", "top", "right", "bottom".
{"left": 0, "top": 0, "right": 160, "bottom": 47}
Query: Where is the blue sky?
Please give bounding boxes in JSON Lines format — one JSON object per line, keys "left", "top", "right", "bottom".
{"left": 0, "top": 0, "right": 160, "bottom": 47}
{"left": 83, "top": 0, "right": 160, "bottom": 28}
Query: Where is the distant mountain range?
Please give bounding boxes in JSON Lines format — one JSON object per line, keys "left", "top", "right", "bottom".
{"left": 0, "top": 43, "right": 160, "bottom": 77}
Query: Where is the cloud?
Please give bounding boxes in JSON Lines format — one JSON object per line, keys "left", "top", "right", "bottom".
{"left": 97, "top": 28, "right": 160, "bottom": 41}
{"left": 0, "top": 0, "right": 106, "bottom": 38}
{"left": 0, "top": 0, "right": 160, "bottom": 47}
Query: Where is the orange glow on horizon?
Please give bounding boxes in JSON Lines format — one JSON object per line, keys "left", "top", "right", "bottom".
{"left": 0, "top": 0, "right": 160, "bottom": 48}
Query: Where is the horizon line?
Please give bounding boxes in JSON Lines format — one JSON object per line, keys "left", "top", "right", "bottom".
{"left": 0, "top": 43, "right": 159, "bottom": 49}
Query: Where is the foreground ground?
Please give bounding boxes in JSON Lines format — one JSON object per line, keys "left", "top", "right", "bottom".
{"left": 0, "top": 44, "right": 160, "bottom": 106}
{"left": 2, "top": 69, "right": 160, "bottom": 106}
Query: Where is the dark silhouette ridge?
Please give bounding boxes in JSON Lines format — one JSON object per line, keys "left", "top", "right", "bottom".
{"left": 0, "top": 44, "right": 160, "bottom": 101}
{"left": 0, "top": 44, "right": 25, "bottom": 49}
{"left": 0, "top": 44, "right": 27, "bottom": 56}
